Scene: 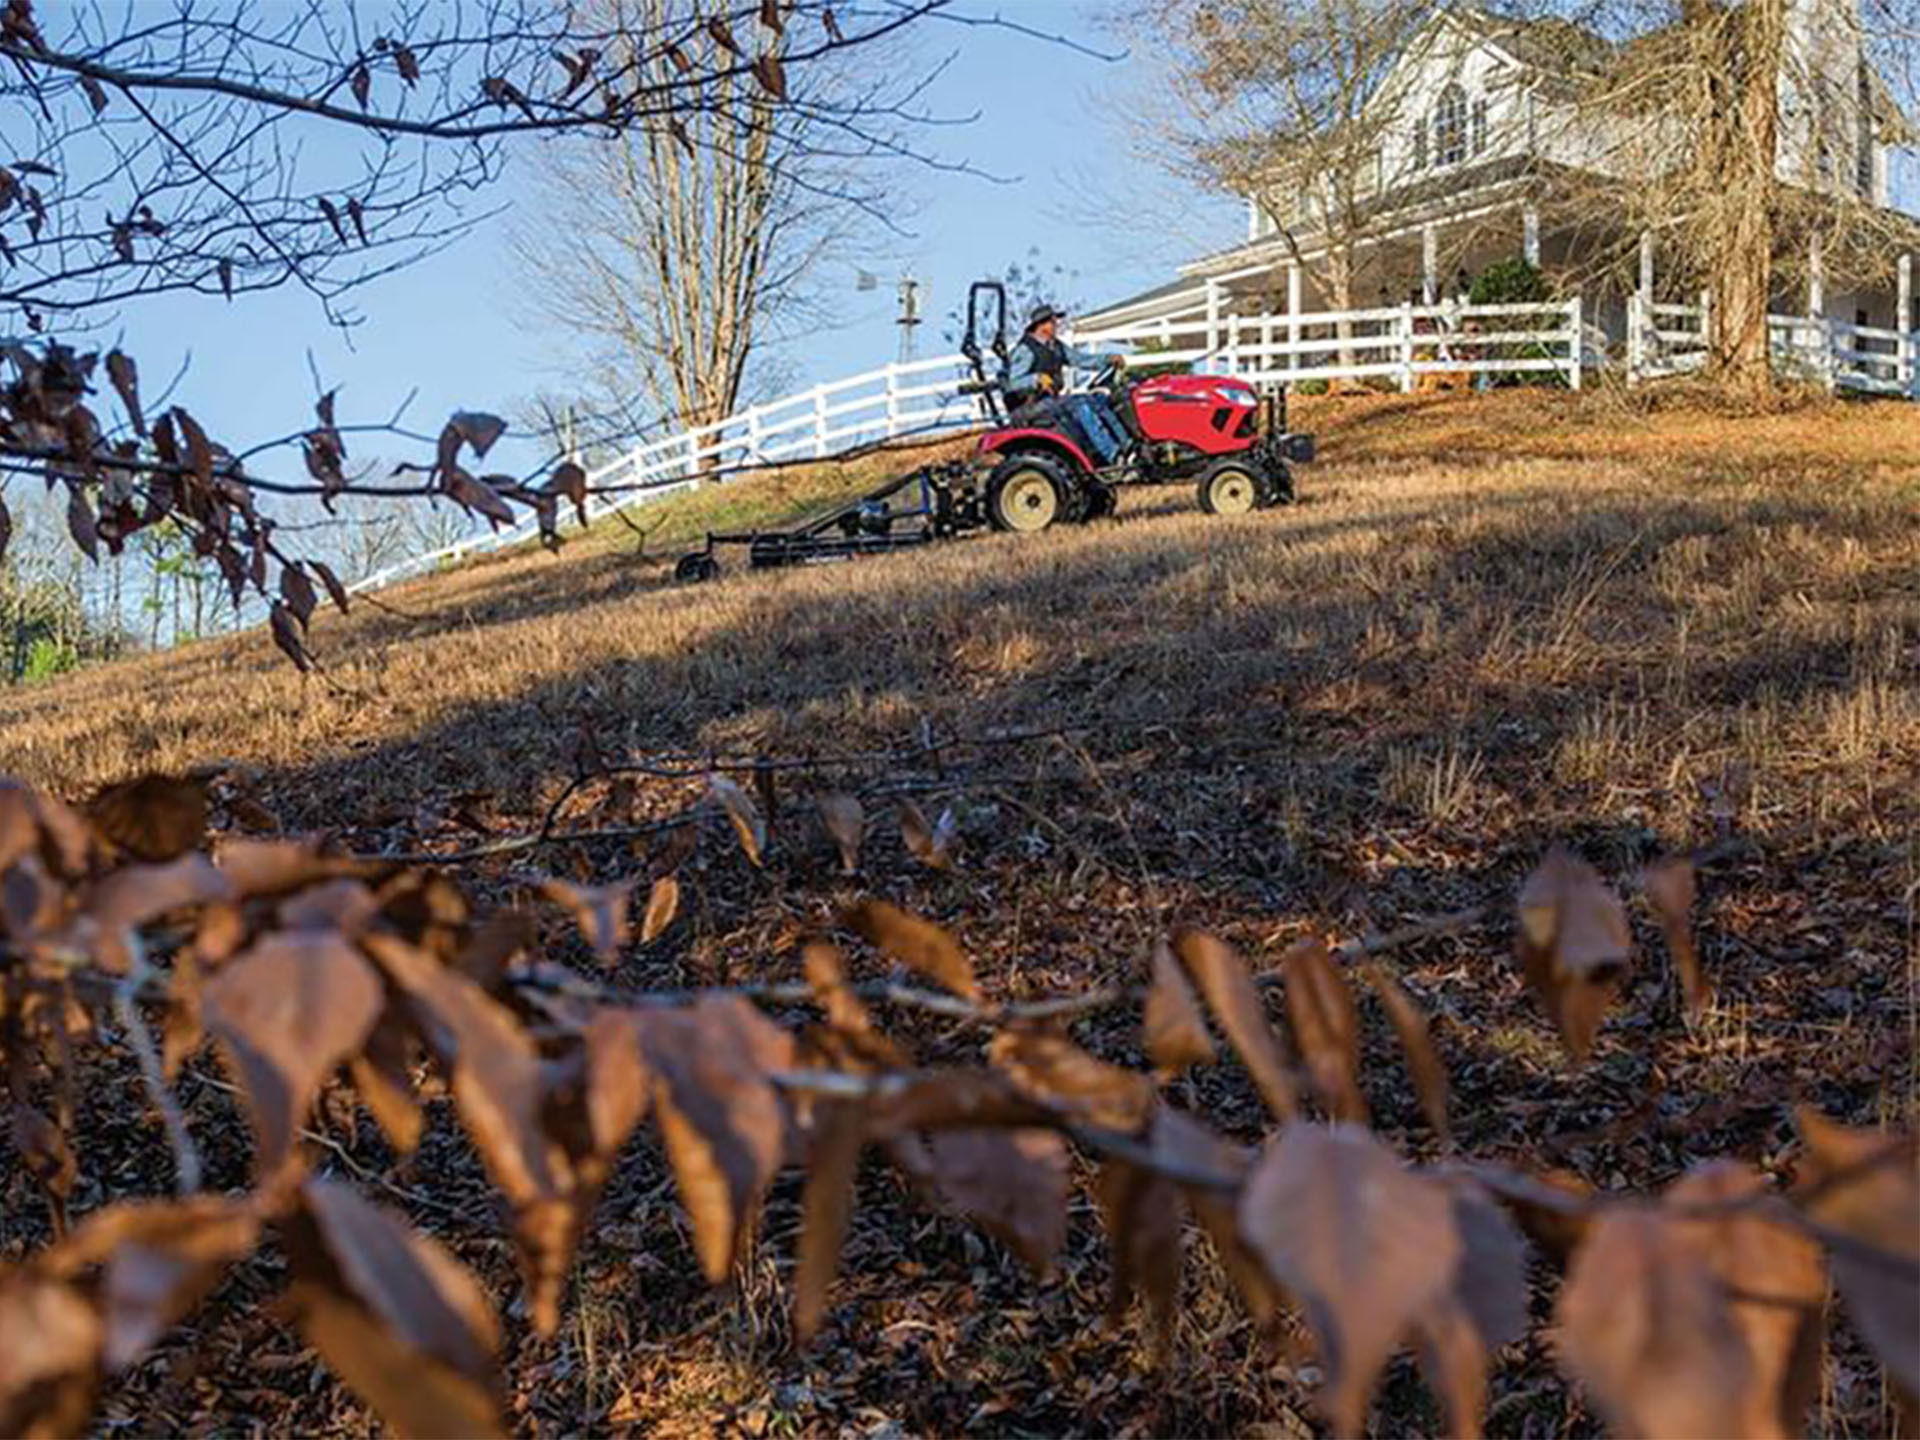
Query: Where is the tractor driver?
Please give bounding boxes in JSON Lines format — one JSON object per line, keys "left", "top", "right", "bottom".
{"left": 1003, "top": 303, "right": 1131, "bottom": 467}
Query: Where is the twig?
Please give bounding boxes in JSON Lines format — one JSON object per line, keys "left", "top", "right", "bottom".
{"left": 112, "top": 943, "right": 201, "bottom": 1195}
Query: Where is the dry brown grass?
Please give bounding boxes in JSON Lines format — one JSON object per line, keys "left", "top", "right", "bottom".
{"left": 10, "top": 387, "right": 1919, "bottom": 1437}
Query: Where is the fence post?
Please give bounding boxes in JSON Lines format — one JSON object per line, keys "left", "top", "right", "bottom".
{"left": 1567, "top": 295, "right": 1583, "bottom": 391}
{"left": 812, "top": 386, "right": 828, "bottom": 459}
{"left": 1286, "top": 263, "right": 1302, "bottom": 380}
{"left": 1627, "top": 294, "right": 1644, "bottom": 385}
{"left": 1399, "top": 302, "right": 1415, "bottom": 393}
{"left": 1897, "top": 252, "right": 1913, "bottom": 397}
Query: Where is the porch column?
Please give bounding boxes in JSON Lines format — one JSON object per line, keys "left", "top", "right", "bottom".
{"left": 1638, "top": 230, "right": 1654, "bottom": 303}
{"left": 1287, "top": 261, "right": 1302, "bottom": 378}
{"left": 1422, "top": 223, "right": 1438, "bottom": 306}
{"left": 1522, "top": 202, "right": 1541, "bottom": 269}
{"left": 1808, "top": 230, "right": 1829, "bottom": 389}
{"left": 1899, "top": 252, "right": 1914, "bottom": 396}
{"left": 1630, "top": 230, "right": 1654, "bottom": 383}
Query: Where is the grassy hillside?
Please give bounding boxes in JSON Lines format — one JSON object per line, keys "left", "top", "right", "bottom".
{"left": 4, "top": 387, "right": 1916, "bottom": 1436}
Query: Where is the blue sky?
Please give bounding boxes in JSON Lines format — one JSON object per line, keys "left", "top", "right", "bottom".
{"left": 107, "top": 2, "right": 1234, "bottom": 487}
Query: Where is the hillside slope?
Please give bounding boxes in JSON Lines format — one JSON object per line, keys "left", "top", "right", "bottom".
{"left": 4, "top": 388, "right": 1917, "bottom": 1437}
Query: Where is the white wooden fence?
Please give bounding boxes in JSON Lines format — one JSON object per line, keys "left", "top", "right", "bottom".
{"left": 349, "top": 292, "right": 1910, "bottom": 594}
{"left": 1628, "top": 295, "right": 1920, "bottom": 397}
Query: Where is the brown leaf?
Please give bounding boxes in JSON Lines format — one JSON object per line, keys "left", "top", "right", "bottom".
{"left": 202, "top": 931, "right": 384, "bottom": 1178}
{"left": 447, "top": 410, "right": 507, "bottom": 459}
{"left": 288, "top": 1177, "right": 505, "bottom": 1439}
{"left": 1237, "top": 1124, "right": 1461, "bottom": 1434}
{"left": 708, "top": 774, "right": 766, "bottom": 865}
{"left": 817, "top": 792, "right": 864, "bottom": 875}
{"left": 1793, "top": 1108, "right": 1917, "bottom": 1400}
{"left": 310, "top": 558, "right": 351, "bottom": 615}
{"left": 1096, "top": 1157, "right": 1181, "bottom": 1358}
{"left": 843, "top": 899, "right": 978, "bottom": 1000}
{"left": 318, "top": 196, "right": 346, "bottom": 244}
{"left": 823, "top": 6, "right": 843, "bottom": 42}
{"left": 794, "top": 1097, "right": 865, "bottom": 1344}
{"left": 1143, "top": 937, "right": 1213, "bottom": 1074}
{"left": 922, "top": 1127, "right": 1069, "bottom": 1274}
{"left": 1642, "top": 855, "right": 1706, "bottom": 1013}
{"left": 52, "top": 1195, "right": 259, "bottom": 1372}
{"left": 12, "top": 1103, "right": 77, "bottom": 1231}
{"left": 349, "top": 61, "right": 371, "bottom": 109}
{"left": 104, "top": 350, "right": 142, "bottom": 435}
{"left": 639, "top": 874, "right": 679, "bottom": 943}
{"left": 348, "top": 1012, "right": 422, "bottom": 1155}
{"left": 1557, "top": 1208, "right": 1754, "bottom": 1440}
{"left": 544, "top": 459, "right": 588, "bottom": 527}
{"left": 280, "top": 562, "right": 318, "bottom": 631}
{"left": 1364, "top": 963, "right": 1450, "bottom": 1142}
{"left": 1150, "top": 1108, "right": 1279, "bottom": 1324}
{"left": 87, "top": 853, "right": 231, "bottom": 936}
{"left": 1515, "top": 846, "right": 1632, "bottom": 1060}
{"left": 80, "top": 74, "right": 107, "bottom": 115}
{"left": 86, "top": 774, "right": 207, "bottom": 862}
{"left": 1667, "top": 1160, "right": 1827, "bottom": 1438}
{"left": 640, "top": 996, "right": 795, "bottom": 1283}
{"left": 217, "top": 257, "right": 233, "bottom": 298}
{"left": 540, "top": 877, "right": 632, "bottom": 963}
{"left": 394, "top": 43, "right": 421, "bottom": 84}
{"left": 270, "top": 604, "right": 313, "bottom": 672}
{"left": 898, "top": 797, "right": 957, "bottom": 869}
{"left": 361, "top": 933, "right": 574, "bottom": 1334}
{"left": 759, "top": 0, "right": 784, "bottom": 33}
{"left": 66, "top": 485, "right": 98, "bottom": 561}
{"left": 752, "top": 53, "right": 787, "bottom": 99}
{"left": 707, "top": 15, "right": 742, "bottom": 54}
{"left": 1413, "top": 1181, "right": 1528, "bottom": 1440}
{"left": 987, "top": 1027, "right": 1154, "bottom": 1132}
{"left": 1280, "top": 938, "right": 1365, "bottom": 1123}
{"left": 1170, "top": 928, "right": 1296, "bottom": 1120}
{"left": 0, "top": 1273, "right": 100, "bottom": 1438}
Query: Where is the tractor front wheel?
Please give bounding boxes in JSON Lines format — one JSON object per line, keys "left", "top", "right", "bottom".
{"left": 1197, "top": 461, "right": 1261, "bottom": 516}
{"left": 987, "top": 453, "right": 1071, "bottom": 534}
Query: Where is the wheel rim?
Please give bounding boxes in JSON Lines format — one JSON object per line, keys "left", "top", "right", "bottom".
{"left": 999, "top": 469, "right": 1059, "bottom": 532}
{"left": 1209, "top": 469, "right": 1257, "bottom": 515}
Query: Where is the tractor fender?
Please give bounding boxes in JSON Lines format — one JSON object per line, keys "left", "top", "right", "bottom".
{"left": 973, "top": 428, "right": 1097, "bottom": 476}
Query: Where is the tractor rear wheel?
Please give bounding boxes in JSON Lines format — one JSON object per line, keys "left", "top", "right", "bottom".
{"left": 1076, "top": 481, "right": 1118, "bottom": 521}
{"left": 1197, "top": 461, "right": 1260, "bottom": 516}
{"left": 987, "top": 453, "right": 1070, "bottom": 533}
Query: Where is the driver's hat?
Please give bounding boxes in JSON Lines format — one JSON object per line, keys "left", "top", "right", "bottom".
{"left": 1026, "top": 302, "right": 1064, "bottom": 331}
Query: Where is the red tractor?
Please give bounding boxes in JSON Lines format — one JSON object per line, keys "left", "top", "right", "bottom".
{"left": 961, "top": 279, "right": 1313, "bottom": 533}
{"left": 673, "top": 280, "right": 1312, "bottom": 582}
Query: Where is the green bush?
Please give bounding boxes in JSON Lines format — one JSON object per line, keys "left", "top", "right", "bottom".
{"left": 22, "top": 636, "right": 79, "bottom": 684}
{"left": 1468, "top": 258, "right": 1550, "bottom": 306}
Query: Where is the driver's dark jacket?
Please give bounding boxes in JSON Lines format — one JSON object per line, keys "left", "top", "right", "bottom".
{"left": 1003, "top": 332, "right": 1103, "bottom": 410}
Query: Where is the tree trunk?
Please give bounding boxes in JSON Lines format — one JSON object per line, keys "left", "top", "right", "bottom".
{"left": 1700, "top": 0, "right": 1786, "bottom": 395}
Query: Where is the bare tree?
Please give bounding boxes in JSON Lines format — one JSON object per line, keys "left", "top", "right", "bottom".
{"left": 1122, "top": 0, "right": 1436, "bottom": 315}
{"left": 0, "top": 0, "right": 997, "bottom": 663}
{"left": 510, "top": 0, "right": 902, "bottom": 437}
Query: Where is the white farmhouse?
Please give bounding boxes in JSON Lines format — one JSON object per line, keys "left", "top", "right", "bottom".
{"left": 1079, "top": 1, "right": 1918, "bottom": 392}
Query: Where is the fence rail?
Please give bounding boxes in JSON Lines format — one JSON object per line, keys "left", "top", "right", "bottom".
{"left": 1627, "top": 296, "right": 1919, "bottom": 397}
{"left": 350, "top": 293, "right": 1913, "bottom": 595}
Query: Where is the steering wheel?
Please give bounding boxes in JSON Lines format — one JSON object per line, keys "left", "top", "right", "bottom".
{"left": 1090, "top": 356, "right": 1127, "bottom": 394}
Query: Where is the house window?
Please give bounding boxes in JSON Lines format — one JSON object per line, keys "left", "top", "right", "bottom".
{"left": 1433, "top": 84, "right": 1469, "bottom": 167}
{"left": 1472, "top": 97, "right": 1489, "bottom": 156}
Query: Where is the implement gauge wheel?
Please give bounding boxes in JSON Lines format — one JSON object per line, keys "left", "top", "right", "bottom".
{"left": 986, "top": 452, "right": 1071, "bottom": 534}
{"left": 1197, "top": 461, "right": 1261, "bottom": 516}
{"left": 674, "top": 552, "right": 720, "bottom": 583}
